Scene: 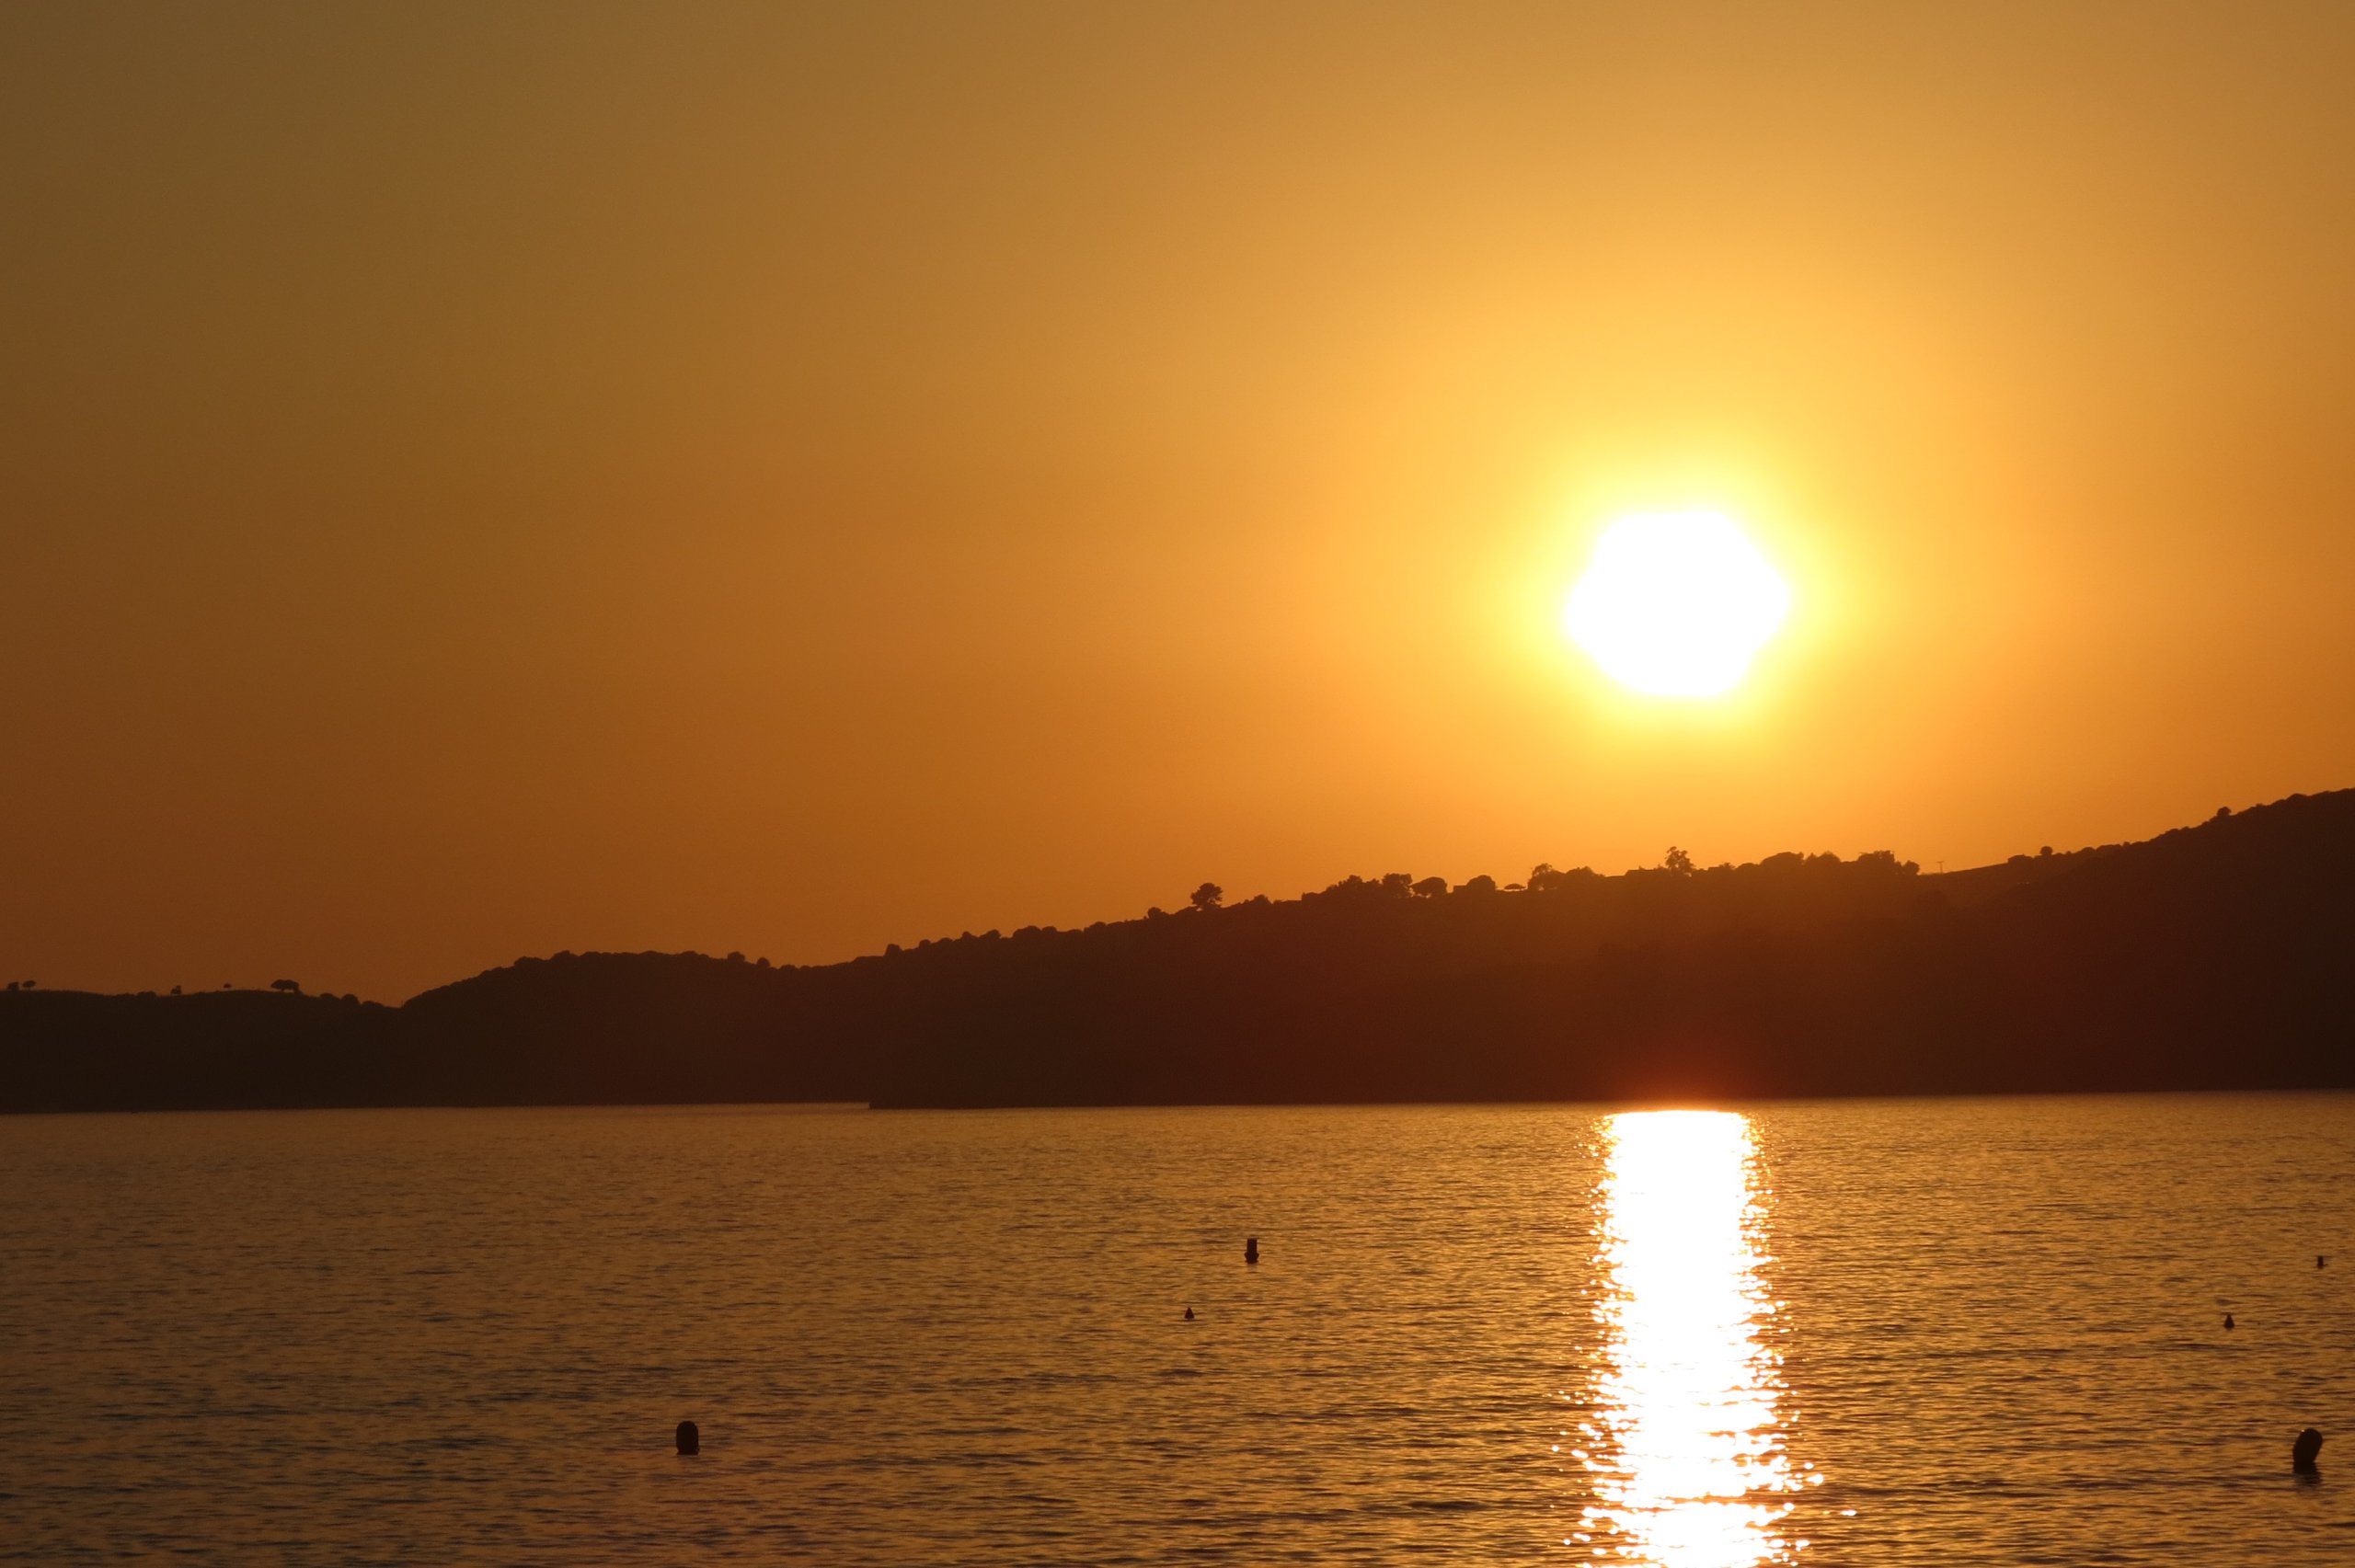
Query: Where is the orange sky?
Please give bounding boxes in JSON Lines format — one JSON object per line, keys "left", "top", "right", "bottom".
{"left": 6, "top": 2, "right": 2353, "bottom": 1000}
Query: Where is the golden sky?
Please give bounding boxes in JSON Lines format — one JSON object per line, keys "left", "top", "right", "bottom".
{"left": 6, "top": 2, "right": 2353, "bottom": 999}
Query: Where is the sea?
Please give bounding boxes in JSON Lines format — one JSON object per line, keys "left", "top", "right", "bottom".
{"left": 4, "top": 1095, "right": 2350, "bottom": 1565}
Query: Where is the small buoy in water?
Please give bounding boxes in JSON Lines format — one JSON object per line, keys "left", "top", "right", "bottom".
{"left": 1183, "top": 1306, "right": 1195, "bottom": 1321}
{"left": 676, "top": 1420, "right": 700, "bottom": 1457}
{"left": 2320, "top": 1255, "right": 2328, "bottom": 1269}
{"left": 1244, "top": 1236, "right": 1259, "bottom": 1265}
{"left": 2224, "top": 1313, "right": 2235, "bottom": 1330}
{"left": 2293, "top": 1427, "right": 2325, "bottom": 1473}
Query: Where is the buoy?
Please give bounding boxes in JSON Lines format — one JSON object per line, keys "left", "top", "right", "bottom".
{"left": 1244, "top": 1236, "right": 1259, "bottom": 1265}
{"left": 2224, "top": 1313, "right": 2235, "bottom": 1330}
{"left": 1182, "top": 1306, "right": 1195, "bottom": 1321}
{"left": 2320, "top": 1255, "right": 2328, "bottom": 1269}
{"left": 676, "top": 1420, "right": 700, "bottom": 1456}
{"left": 2293, "top": 1427, "right": 2324, "bottom": 1473}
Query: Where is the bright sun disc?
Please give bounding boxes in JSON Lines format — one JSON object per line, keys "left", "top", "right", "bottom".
{"left": 1563, "top": 511, "right": 1790, "bottom": 698}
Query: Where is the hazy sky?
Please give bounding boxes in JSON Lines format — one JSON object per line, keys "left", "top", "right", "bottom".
{"left": 6, "top": 2, "right": 2353, "bottom": 1000}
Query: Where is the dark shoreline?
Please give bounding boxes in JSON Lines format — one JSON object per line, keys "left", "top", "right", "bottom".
{"left": 8, "top": 788, "right": 2352, "bottom": 1116}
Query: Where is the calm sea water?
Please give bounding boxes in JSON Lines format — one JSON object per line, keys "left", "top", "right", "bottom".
{"left": 4, "top": 1096, "right": 2350, "bottom": 1565}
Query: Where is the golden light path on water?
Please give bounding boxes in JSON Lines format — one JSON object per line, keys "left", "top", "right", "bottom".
{"left": 1568, "top": 1111, "right": 1809, "bottom": 1566}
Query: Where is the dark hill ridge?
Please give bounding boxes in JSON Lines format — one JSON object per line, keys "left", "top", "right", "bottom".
{"left": 4, "top": 790, "right": 2351, "bottom": 1112}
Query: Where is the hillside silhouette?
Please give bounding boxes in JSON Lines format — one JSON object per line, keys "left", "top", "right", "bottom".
{"left": 5, "top": 791, "right": 2351, "bottom": 1112}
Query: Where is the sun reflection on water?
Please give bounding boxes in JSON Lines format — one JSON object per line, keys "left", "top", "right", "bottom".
{"left": 1570, "top": 1110, "right": 1803, "bottom": 1566}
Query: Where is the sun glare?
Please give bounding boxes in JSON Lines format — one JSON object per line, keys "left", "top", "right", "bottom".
{"left": 1575, "top": 1109, "right": 1801, "bottom": 1567}
{"left": 1563, "top": 512, "right": 1790, "bottom": 698}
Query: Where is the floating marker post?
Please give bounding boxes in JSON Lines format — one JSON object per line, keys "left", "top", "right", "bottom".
{"left": 1244, "top": 1236, "right": 1259, "bottom": 1265}
{"left": 676, "top": 1420, "right": 700, "bottom": 1456}
{"left": 2294, "top": 1428, "right": 2324, "bottom": 1473}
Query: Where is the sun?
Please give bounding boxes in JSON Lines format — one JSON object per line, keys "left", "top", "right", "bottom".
{"left": 1562, "top": 511, "right": 1791, "bottom": 698}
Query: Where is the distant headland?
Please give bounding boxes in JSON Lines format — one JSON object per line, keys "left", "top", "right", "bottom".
{"left": 6, "top": 790, "right": 2352, "bottom": 1113}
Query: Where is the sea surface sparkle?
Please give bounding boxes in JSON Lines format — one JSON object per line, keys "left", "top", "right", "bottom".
{"left": 4, "top": 1095, "right": 2351, "bottom": 1564}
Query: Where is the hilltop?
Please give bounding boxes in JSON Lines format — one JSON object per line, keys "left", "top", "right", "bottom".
{"left": 4, "top": 791, "right": 2350, "bottom": 1112}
